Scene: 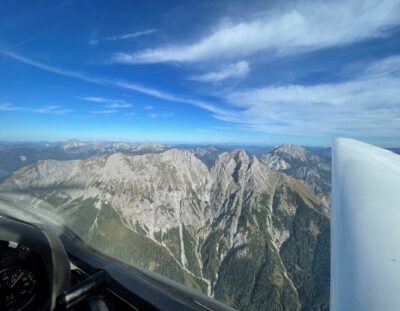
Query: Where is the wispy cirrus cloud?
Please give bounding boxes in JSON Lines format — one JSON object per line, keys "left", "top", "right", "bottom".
{"left": 148, "top": 112, "right": 174, "bottom": 118}
{"left": 78, "top": 96, "right": 120, "bottom": 103}
{"left": 4, "top": 50, "right": 399, "bottom": 138}
{"left": 144, "top": 105, "right": 154, "bottom": 110}
{"left": 90, "top": 29, "right": 157, "bottom": 45}
{"left": 34, "top": 105, "right": 73, "bottom": 114}
{"left": 112, "top": 0, "right": 400, "bottom": 64}
{"left": 0, "top": 103, "right": 21, "bottom": 111}
{"left": 216, "top": 55, "right": 400, "bottom": 137}
{"left": 78, "top": 96, "right": 132, "bottom": 109}
{"left": 0, "top": 103, "right": 72, "bottom": 114}
{"left": 2, "top": 51, "right": 226, "bottom": 115}
{"left": 104, "top": 103, "right": 132, "bottom": 109}
{"left": 190, "top": 61, "right": 250, "bottom": 83}
{"left": 90, "top": 109, "right": 118, "bottom": 114}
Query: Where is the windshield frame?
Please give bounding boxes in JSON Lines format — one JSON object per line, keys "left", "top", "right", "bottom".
{"left": 0, "top": 193, "right": 235, "bottom": 311}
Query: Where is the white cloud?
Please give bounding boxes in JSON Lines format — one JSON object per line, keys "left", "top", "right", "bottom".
{"left": 5, "top": 50, "right": 399, "bottom": 138}
{"left": 90, "top": 109, "right": 118, "bottom": 114}
{"left": 90, "top": 29, "right": 157, "bottom": 45}
{"left": 112, "top": 0, "right": 400, "bottom": 64}
{"left": 79, "top": 96, "right": 111, "bottom": 102}
{"left": 216, "top": 55, "right": 400, "bottom": 137}
{"left": 33, "top": 105, "right": 73, "bottom": 115}
{"left": 162, "top": 112, "right": 174, "bottom": 118}
{"left": 0, "top": 103, "right": 21, "bottom": 111}
{"left": 0, "top": 103, "right": 72, "bottom": 114}
{"left": 361, "top": 55, "right": 400, "bottom": 79}
{"left": 148, "top": 112, "right": 174, "bottom": 118}
{"left": 104, "top": 103, "right": 132, "bottom": 109}
{"left": 79, "top": 96, "right": 128, "bottom": 104}
{"left": 78, "top": 96, "right": 132, "bottom": 108}
{"left": 144, "top": 105, "right": 154, "bottom": 110}
{"left": 3, "top": 51, "right": 225, "bottom": 115}
{"left": 190, "top": 61, "right": 250, "bottom": 82}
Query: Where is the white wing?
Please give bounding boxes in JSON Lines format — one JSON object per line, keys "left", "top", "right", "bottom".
{"left": 331, "top": 138, "right": 400, "bottom": 311}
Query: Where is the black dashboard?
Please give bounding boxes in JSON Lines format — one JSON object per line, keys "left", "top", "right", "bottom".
{"left": 0, "top": 217, "right": 71, "bottom": 311}
{"left": 0, "top": 242, "right": 48, "bottom": 310}
{"left": 0, "top": 208, "right": 235, "bottom": 311}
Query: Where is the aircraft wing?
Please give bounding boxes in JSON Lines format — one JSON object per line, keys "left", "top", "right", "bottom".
{"left": 331, "top": 138, "right": 400, "bottom": 311}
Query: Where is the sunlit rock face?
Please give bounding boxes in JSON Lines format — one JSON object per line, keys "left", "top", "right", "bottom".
{"left": 259, "top": 144, "right": 331, "bottom": 212}
{"left": 1, "top": 148, "right": 330, "bottom": 311}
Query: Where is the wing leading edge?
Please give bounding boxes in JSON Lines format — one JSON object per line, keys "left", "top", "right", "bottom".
{"left": 331, "top": 138, "right": 400, "bottom": 311}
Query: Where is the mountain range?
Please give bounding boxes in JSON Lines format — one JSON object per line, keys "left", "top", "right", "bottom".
{"left": 0, "top": 140, "right": 169, "bottom": 178}
{"left": 0, "top": 142, "right": 331, "bottom": 310}
{"left": 259, "top": 145, "right": 331, "bottom": 212}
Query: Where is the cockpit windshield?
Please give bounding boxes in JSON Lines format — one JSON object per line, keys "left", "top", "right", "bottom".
{"left": 1, "top": 1, "right": 399, "bottom": 310}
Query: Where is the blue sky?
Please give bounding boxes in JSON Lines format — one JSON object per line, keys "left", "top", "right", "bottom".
{"left": 1, "top": 0, "right": 400, "bottom": 146}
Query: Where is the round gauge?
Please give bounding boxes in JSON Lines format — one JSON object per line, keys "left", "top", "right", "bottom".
{"left": 0, "top": 266, "right": 37, "bottom": 310}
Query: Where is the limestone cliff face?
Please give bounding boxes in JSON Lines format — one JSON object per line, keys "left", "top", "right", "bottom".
{"left": 0, "top": 148, "right": 330, "bottom": 311}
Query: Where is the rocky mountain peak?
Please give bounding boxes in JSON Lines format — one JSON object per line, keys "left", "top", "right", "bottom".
{"left": 62, "top": 140, "right": 168, "bottom": 153}
{"left": 273, "top": 144, "right": 308, "bottom": 159}
{"left": 163, "top": 148, "right": 197, "bottom": 162}
{"left": 216, "top": 149, "right": 249, "bottom": 163}
{"left": 259, "top": 144, "right": 331, "bottom": 210}
{"left": 62, "top": 139, "right": 87, "bottom": 150}
{"left": 0, "top": 146, "right": 330, "bottom": 310}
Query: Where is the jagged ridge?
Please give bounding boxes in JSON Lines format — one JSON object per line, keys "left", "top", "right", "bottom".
{"left": 0, "top": 148, "right": 329, "bottom": 311}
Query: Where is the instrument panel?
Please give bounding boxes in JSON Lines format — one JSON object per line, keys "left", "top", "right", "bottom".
{"left": 0, "top": 241, "right": 47, "bottom": 310}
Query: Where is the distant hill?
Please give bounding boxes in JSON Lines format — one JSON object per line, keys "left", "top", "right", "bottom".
{"left": 0, "top": 140, "right": 170, "bottom": 177}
